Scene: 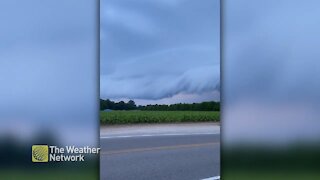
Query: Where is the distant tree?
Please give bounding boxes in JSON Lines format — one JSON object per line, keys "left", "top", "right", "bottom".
{"left": 100, "top": 99, "right": 219, "bottom": 111}
{"left": 128, "top": 100, "right": 136, "bottom": 110}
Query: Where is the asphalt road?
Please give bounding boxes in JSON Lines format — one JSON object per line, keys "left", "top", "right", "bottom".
{"left": 100, "top": 123, "right": 220, "bottom": 180}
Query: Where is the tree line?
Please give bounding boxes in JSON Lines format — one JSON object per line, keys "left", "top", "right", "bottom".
{"left": 100, "top": 99, "right": 220, "bottom": 111}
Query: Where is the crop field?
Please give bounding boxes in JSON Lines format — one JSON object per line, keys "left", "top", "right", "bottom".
{"left": 100, "top": 111, "right": 219, "bottom": 124}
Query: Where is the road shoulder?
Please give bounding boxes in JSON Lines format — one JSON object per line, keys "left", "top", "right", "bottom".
{"left": 100, "top": 122, "right": 220, "bottom": 138}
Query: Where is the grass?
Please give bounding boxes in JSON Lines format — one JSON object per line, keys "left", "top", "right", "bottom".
{"left": 100, "top": 111, "right": 220, "bottom": 124}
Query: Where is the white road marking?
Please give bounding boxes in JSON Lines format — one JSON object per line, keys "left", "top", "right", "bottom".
{"left": 100, "top": 132, "right": 219, "bottom": 139}
{"left": 202, "top": 176, "right": 220, "bottom": 180}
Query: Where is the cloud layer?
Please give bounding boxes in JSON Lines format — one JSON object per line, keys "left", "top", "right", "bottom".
{"left": 100, "top": 0, "right": 220, "bottom": 103}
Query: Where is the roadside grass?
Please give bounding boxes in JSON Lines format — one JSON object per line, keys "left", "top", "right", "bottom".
{"left": 100, "top": 111, "right": 219, "bottom": 124}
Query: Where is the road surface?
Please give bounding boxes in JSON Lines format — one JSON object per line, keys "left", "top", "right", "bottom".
{"left": 100, "top": 123, "right": 220, "bottom": 180}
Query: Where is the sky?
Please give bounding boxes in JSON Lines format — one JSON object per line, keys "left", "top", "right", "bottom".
{"left": 0, "top": 0, "right": 319, "bottom": 149}
{"left": 100, "top": 0, "right": 220, "bottom": 105}
{"left": 223, "top": 0, "right": 320, "bottom": 145}
{"left": 0, "top": 0, "right": 97, "bottom": 146}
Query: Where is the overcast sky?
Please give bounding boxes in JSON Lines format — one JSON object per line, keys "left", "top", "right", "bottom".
{"left": 0, "top": 0, "right": 97, "bottom": 146}
{"left": 100, "top": 0, "right": 220, "bottom": 105}
{"left": 223, "top": 0, "right": 320, "bottom": 144}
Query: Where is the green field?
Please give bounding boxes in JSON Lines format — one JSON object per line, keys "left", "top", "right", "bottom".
{"left": 100, "top": 111, "right": 219, "bottom": 124}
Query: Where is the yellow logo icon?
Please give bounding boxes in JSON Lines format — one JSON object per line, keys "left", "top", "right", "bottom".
{"left": 32, "top": 145, "right": 48, "bottom": 162}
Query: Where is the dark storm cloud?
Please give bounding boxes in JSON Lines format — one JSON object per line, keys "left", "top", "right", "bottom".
{"left": 100, "top": 0, "right": 220, "bottom": 102}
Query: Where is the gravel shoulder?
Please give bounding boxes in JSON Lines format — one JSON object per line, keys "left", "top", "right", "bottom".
{"left": 100, "top": 122, "right": 220, "bottom": 137}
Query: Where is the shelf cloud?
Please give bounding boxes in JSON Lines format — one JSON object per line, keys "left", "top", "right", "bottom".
{"left": 100, "top": 0, "right": 220, "bottom": 104}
